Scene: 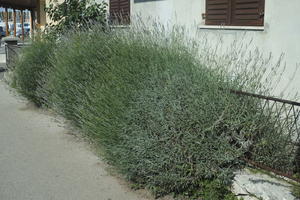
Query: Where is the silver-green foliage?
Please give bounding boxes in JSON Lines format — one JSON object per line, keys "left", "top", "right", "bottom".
{"left": 11, "top": 25, "right": 295, "bottom": 199}
{"left": 12, "top": 40, "right": 56, "bottom": 106}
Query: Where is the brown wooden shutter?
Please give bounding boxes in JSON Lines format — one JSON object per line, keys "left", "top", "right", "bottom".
{"left": 231, "top": 0, "right": 265, "bottom": 26}
{"left": 119, "top": 0, "right": 130, "bottom": 24}
{"left": 205, "top": 0, "right": 230, "bottom": 25}
{"left": 109, "top": 0, "right": 130, "bottom": 24}
{"left": 109, "top": 0, "right": 119, "bottom": 22}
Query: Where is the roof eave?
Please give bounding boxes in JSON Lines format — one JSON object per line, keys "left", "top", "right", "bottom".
{"left": 0, "top": 0, "right": 37, "bottom": 10}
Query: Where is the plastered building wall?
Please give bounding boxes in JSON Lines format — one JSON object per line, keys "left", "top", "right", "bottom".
{"left": 131, "top": 0, "right": 300, "bottom": 98}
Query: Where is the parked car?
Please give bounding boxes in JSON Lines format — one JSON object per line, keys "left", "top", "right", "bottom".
{"left": 24, "top": 23, "right": 31, "bottom": 34}
{"left": 0, "top": 22, "right": 7, "bottom": 38}
{"left": 8, "top": 22, "right": 15, "bottom": 33}
{"left": 0, "top": 26, "right": 5, "bottom": 38}
{"left": 16, "top": 23, "right": 30, "bottom": 37}
{"left": 9, "top": 23, "right": 19, "bottom": 36}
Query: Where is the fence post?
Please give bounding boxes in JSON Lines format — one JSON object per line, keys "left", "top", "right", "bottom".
{"left": 3, "top": 37, "right": 19, "bottom": 69}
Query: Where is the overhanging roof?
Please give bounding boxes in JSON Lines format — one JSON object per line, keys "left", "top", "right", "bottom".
{"left": 0, "top": 0, "right": 37, "bottom": 9}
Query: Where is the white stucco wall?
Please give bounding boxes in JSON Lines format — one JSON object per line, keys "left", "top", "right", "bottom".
{"left": 131, "top": 0, "right": 300, "bottom": 98}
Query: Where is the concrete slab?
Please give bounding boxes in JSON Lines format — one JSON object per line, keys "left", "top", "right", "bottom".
{"left": 233, "top": 168, "right": 297, "bottom": 200}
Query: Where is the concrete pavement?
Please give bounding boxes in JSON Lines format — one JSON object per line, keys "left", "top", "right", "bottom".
{"left": 0, "top": 81, "right": 151, "bottom": 200}
{"left": 0, "top": 45, "right": 150, "bottom": 200}
{"left": 0, "top": 82, "right": 153, "bottom": 200}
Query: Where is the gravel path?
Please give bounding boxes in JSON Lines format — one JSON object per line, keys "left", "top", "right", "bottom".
{"left": 0, "top": 80, "right": 149, "bottom": 200}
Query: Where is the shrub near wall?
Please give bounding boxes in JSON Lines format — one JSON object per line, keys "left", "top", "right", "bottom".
{"left": 12, "top": 40, "right": 56, "bottom": 106}
{"left": 11, "top": 26, "right": 295, "bottom": 199}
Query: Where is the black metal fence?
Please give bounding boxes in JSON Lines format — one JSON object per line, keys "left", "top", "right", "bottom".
{"left": 5, "top": 44, "right": 28, "bottom": 69}
{"left": 231, "top": 89, "right": 300, "bottom": 181}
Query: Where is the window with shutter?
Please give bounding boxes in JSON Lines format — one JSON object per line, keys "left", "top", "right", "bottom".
{"left": 109, "top": 0, "right": 130, "bottom": 24}
{"left": 205, "top": 0, "right": 265, "bottom": 26}
{"left": 205, "top": 0, "right": 230, "bottom": 25}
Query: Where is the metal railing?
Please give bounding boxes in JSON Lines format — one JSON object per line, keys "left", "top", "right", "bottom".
{"left": 231, "top": 89, "right": 300, "bottom": 181}
{"left": 5, "top": 43, "right": 28, "bottom": 69}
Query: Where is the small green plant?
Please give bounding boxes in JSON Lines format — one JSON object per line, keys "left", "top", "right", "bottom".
{"left": 292, "top": 184, "right": 300, "bottom": 199}
{"left": 45, "top": 0, "right": 107, "bottom": 37}
{"left": 197, "top": 180, "right": 240, "bottom": 200}
{"left": 12, "top": 39, "right": 56, "bottom": 106}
